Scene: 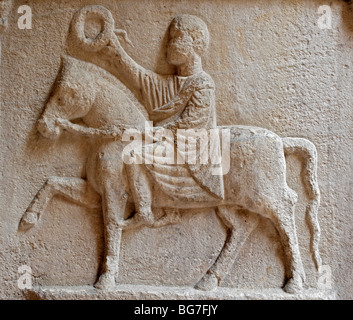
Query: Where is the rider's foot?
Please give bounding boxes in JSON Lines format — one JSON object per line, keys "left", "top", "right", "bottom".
{"left": 117, "top": 208, "right": 181, "bottom": 230}
{"left": 164, "top": 208, "right": 181, "bottom": 223}
{"left": 138, "top": 209, "right": 155, "bottom": 227}
{"left": 151, "top": 208, "right": 181, "bottom": 228}
{"left": 119, "top": 211, "right": 154, "bottom": 230}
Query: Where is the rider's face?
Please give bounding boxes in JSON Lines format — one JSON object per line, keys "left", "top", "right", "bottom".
{"left": 167, "top": 24, "right": 194, "bottom": 66}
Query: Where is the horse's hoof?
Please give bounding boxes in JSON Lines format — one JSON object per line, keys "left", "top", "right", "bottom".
{"left": 194, "top": 273, "right": 218, "bottom": 291}
{"left": 283, "top": 276, "right": 303, "bottom": 294}
{"left": 19, "top": 211, "right": 38, "bottom": 231}
{"left": 94, "top": 273, "right": 116, "bottom": 291}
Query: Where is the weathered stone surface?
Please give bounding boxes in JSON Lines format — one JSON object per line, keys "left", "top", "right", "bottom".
{"left": 1, "top": 0, "right": 352, "bottom": 300}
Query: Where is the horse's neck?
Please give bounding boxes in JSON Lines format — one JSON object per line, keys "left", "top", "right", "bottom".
{"left": 78, "top": 69, "right": 146, "bottom": 130}
{"left": 62, "top": 56, "right": 146, "bottom": 129}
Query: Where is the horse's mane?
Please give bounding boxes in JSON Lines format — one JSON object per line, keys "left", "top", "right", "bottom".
{"left": 59, "top": 55, "right": 121, "bottom": 87}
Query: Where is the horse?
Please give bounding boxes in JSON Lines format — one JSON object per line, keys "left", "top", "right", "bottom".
{"left": 19, "top": 55, "right": 321, "bottom": 293}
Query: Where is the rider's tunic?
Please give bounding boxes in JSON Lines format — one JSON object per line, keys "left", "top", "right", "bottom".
{"left": 131, "top": 68, "right": 224, "bottom": 202}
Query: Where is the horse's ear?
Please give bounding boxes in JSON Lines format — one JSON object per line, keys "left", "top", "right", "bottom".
{"left": 55, "top": 55, "right": 71, "bottom": 85}
{"left": 59, "top": 55, "right": 75, "bottom": 76}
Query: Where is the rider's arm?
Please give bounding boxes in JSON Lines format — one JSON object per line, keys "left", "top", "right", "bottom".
{"left": 148, "top": 90, "right": 192, "bottom": 122}
{"left": 163, "top": 89, "right": 214, "bottom": 133}
{"left": 101, "top": 35, "right": 146, "bottom": 91}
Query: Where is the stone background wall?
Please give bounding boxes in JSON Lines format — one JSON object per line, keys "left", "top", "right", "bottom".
{"left": 0, "top": 0, "right": 352, "bottom": 299}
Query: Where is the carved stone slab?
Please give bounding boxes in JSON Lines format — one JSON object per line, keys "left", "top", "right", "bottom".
{"left": 1, "top": 0, "right": 352, "bottom": 300}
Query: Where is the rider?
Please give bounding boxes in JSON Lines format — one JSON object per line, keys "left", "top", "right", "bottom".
{"left": 101, "top": 14, "right": 224, "bottom": 226}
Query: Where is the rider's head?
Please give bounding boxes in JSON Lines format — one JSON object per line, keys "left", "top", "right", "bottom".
{"left": 167, "top": 15, "right": 209, "bottom": 66}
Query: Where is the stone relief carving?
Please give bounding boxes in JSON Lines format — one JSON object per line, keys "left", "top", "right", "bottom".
{"left": 19, "top": 5, "right": 322, "bottom": 294}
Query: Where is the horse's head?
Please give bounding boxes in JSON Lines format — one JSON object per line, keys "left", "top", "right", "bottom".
{"left": 37, "top": 56, "right": 95, "bottom": 139}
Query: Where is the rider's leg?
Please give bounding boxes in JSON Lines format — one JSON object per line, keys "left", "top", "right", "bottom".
{"left": 125, "top": 162, "right": 155, "bottom": 226}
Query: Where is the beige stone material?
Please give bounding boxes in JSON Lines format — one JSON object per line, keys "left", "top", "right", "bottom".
{"left": 0, "top": 0, "right": 12, "bottom": 33}
{"left": 1, "top": 0, "right": 352, "bottom": 300}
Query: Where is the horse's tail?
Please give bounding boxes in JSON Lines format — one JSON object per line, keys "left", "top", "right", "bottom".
{"left": 282, "top": 137, "right": 322, "bottom": 270}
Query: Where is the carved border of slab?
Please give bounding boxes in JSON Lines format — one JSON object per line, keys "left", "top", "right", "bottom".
{"left": 27, "top": 285, "right": 336, "bottom": 300}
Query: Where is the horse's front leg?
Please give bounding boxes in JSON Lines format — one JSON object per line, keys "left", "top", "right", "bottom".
{"left": 94, "top": 180, "right": 126, "bottom": 291}
{"left": 93, "top": 146, "right": 130, "bottom": 290}
{"left": 19, "top": 177, "right": 101, "bottom": 231}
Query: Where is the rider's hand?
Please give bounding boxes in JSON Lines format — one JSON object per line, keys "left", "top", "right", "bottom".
{"left": 55, "top": 118, "right": 71, "bottom": 129}
{"left": 101, "top": 45, "right": 116, "bottom": 58}
{"left": 101, "top": 34, "right": 120, "bottom": 57}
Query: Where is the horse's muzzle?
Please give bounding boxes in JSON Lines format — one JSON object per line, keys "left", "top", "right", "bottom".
{"left": 37, "top": 116, "right": 61, "bottom": 140}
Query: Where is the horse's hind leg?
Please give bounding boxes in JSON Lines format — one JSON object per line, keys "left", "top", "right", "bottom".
{"left": 195, "top": 206, "right": 260, "bottom": 291}
{"left": 267, "top": 189, "right": 305, "bottom": 293}
{"left": 19, "top": 177, "right": 100, "bottom": 231}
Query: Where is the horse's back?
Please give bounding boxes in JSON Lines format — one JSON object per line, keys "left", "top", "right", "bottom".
{"left": 219, "top": 125, "right": 281, "bottom": 142}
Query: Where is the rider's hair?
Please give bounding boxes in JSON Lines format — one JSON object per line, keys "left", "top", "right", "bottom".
{"left": 170, "top": 14, "right": 209, "bottom": 56}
